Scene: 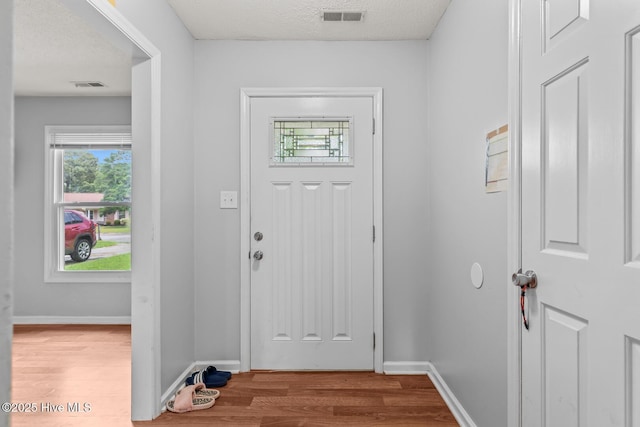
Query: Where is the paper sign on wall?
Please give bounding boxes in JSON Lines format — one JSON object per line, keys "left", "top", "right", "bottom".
{"left": 485, "top": 125, "right": 508, "bottom": 193}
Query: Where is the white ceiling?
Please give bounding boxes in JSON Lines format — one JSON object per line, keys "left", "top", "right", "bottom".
{"left": 14, "top": 0, "right": 450, "bottom": 96}
{"left": 167, "top": 0, "right": 451, "bottom": 41}
{"left": 14, "top": 0, "right": 132, "bottom": 96}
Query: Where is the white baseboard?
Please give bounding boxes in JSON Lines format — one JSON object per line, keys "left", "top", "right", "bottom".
{"left": 193, "top": 360, "right": 241, "bottom": 374}
{"left": 426, "top": 362, "right": 477, "bottom": 427}
{"left": 160, "top": 362, "right": 197, "bottom": 408}
{"left": 161, "top": 360, "right": 241, "bottom": 410}
{"left": 383, "top": 361, "right": 430, "bottom": 375}
{"left": 13, "top": 316, "right": 131, "bottom": 325}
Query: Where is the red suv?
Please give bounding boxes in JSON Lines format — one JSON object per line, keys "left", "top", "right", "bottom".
{"left": 64, "top": 210, "right": 97, "bottom": 262}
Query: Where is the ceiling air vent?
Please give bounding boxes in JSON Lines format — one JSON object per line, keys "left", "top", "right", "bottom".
{"left": 72, "top": 81, "right": 105, "bottom": 88}
{"left": 321, "top": 11, "right": 365, "bottom": 22}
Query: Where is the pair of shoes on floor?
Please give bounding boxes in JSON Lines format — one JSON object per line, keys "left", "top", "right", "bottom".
{"left": 166, "top": 382, "right": 220, "bottom": 413}
{"left": 186, "top": 365, "right": 233, "bottom": 388}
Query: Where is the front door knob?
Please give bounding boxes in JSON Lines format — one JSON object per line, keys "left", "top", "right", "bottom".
{"left": 253, "top": 250, "right": 264, "bottom": 261}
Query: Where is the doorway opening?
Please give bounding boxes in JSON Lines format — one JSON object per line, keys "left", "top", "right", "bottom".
{"left": 11, "top": 0, "right": 161, "bottom": 420}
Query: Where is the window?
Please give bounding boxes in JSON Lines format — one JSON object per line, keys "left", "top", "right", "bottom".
{"left": 271, "top": 119, "right": 353, "bottom": 165}
{"left": 44, "top": 126, "right": 132, "bottom": 282}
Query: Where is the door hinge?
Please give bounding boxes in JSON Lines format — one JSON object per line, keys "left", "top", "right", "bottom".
{"left": 373, "top": 333, "right": 376, "bottom": 350}
{"left": 372, "top": 117, "right": 376, "bottom": 135}
{"left": 373, "top": 225, "right": 376, "bottom": 243}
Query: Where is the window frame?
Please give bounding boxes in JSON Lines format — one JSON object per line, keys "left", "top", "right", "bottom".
{"left": 44, "top": 125, "right": 132, "bottom": 283}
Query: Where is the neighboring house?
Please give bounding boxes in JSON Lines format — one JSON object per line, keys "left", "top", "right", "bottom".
{"left": 63, "top": 192, "right": 130, "bottom": 225}
{"left": 63, "top": 192, "right": 104, "bottom": 223}
{"left": 104, "top": 210, "right": 129, "bottom": 225}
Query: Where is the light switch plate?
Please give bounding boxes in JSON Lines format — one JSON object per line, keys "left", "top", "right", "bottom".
{"left": 220, "top": 191, "right": 238, "bottom": 209}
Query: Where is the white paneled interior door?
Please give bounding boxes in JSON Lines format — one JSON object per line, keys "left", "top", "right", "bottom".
{"left": 249, "top": 96, "right": 374, "bottom": 370}
{"left": 520, "top": 1, "right": 640, "bottom": 425}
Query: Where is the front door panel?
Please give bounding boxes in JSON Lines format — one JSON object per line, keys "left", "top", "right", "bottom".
{"left": 250, "top": 96, "right": 374, "bottom": 370}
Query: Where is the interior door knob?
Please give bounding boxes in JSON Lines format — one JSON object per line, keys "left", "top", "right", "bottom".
{"left": 512, "top": 269, "right": 537, "bottom": 288}
{"left": 253, "top": 250, "right": 264, "bottom": 261}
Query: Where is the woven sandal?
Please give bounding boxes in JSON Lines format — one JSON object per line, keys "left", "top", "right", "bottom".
{"left": 166, "top": 383, "right": 215, "bottom": 413}
{"left": 195, "top": 388, "right": 220, "bottom": 400}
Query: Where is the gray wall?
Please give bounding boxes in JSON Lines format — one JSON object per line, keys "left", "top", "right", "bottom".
{"left": 0, "top": 1, "right": 13, "bottom": 425}
{"left": 192, "top": 41, "right": 431, "bottom": 364}
{"left": 427, "top": 0, "right": 509, "bottom": 426}
{"left": 115, "top": 0, "right": 196, "bottom": 392}
{"left": 13, "top": 97, "right": 131, "bottom": 318}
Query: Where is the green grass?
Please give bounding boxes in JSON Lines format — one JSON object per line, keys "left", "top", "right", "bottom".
{"left": 98, "top": 224, "right": 130, "bottom": 234}
{"left": 65, "top": 253, "right": 131, "bottom": 271}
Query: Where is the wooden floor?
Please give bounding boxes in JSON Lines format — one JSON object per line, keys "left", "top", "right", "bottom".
{"left": 11, "top": 325, "right": 458, "bottom": 426}
{"left": 11, "top": 324, "right": 131, "bottom": 427}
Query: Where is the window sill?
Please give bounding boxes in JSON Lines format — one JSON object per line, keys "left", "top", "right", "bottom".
{"left": 45, "top": 270, "right": 131, "bottom": 284}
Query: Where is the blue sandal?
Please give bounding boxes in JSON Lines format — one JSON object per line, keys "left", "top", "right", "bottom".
{"left": 185, "top": 366, "right": 231, "bottom": 388}
{"left": 203, "top": 365, "right": 232, "bottom": 380}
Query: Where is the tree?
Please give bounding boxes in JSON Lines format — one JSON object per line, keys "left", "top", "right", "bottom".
{"left": 63, "top": 151, "right": 98, "bottom": 193}
{"left": 96, "top": 150, "right": 131, "bottom": 202}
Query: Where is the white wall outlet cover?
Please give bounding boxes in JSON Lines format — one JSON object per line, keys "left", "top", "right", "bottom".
{"left": 220, "top": 190, "right": 238, "bottom": 209}
{"left": 470, "top": 262, "right": 484, "bottom": 289}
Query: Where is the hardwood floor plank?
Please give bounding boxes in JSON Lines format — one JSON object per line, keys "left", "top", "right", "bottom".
{"left": 289, "top": 380, "right": 404, "bottom": 390}
{"left": 250, "top": 395, "right": 385, "bottom": 407}
{"left": 383, "top": 394, "right": 449, "bottom": 406}
{"left": 189, "top": 405, "right": 336, "bottom": 417}
{"left": 213, "top": 396, "right": 255, "bottom": 406}
{"left": 259, "top": 416, "right": 448, "bottom": 426}
{"left": 136, "top": 415, "right": 263, "bottom": 426}
{"left": 334, "top": 404, "right": 456, "bottom": 417}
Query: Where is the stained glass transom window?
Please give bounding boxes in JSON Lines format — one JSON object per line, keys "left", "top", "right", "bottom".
{"left": 272, "top": 119, "right": 352, "bottom": 165}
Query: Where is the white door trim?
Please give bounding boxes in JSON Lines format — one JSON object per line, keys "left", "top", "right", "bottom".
{"left": 239, "top": 87, "right": 384, "bottom": 373}
{"left": 507, "top": 0, "right": 523, "bottom": 426}
{"left": 80, "top": 1, "right": 163, "bottom": 420}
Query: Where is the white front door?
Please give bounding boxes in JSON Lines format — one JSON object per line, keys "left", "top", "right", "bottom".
{"left": 249, "top": 96, "right": 375, "bottom": 370}
{"left": 520, "top": 1, "right": 640, "bottom": 425}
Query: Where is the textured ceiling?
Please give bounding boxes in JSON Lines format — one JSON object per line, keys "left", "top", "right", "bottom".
{"left": 14, "top": 0, "right": 451, "bottom": 96}
{"left": 168, "top": 0, "right": 451, "bottom": 40}
{"left": 14, "top": 0, "right": 132, "bottom": 96}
